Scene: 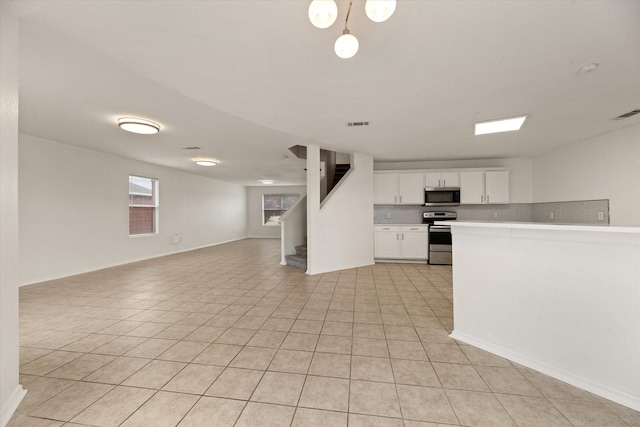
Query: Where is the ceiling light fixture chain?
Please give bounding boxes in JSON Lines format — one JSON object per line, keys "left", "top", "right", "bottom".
{"left": 308, "top": 0, "right": 396, "bottom": 59}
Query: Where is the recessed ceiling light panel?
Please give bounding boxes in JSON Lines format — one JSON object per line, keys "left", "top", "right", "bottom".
{"left": 194, "top": 159, "right": 217, "bottom": 166}
{"left": 474, "top": 115, "right": 528, "bottom": 136}
{"left": 259, "top": 180, "right": 274, "bottom": 184}
{"left": 118, "top": 117, "right": 160, "bottom": 134}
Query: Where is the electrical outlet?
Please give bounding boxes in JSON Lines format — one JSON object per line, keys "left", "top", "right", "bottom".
{"left": 598, "top": 211, "right": 604, "bottom": 221}
{"left": 493, "top": 212, "right": 498, "bottom": 218}
{"left": 549, "top": 212, "right": 554, "bottom": 219}
{"left": 386, "top": 212, "right": 392, "bottom": 219}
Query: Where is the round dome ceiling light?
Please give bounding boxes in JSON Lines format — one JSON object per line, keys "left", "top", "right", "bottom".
{"left": 578, "top": 63, "right": 599, "bottom": 75}
{"left": 194, "top": 159, "right": 217, "bottom": 166}
{"left": 365, "top": 0, "right": 396, "bottom": 23}
{"left": 259, "top": 180, "right": 274, "bottom": 184}
{"left": 308, "top": 0, "right": 338, "bottom": 29}
{"left": 335, "top": 28, "right": 359, "bottom": 59}
{"left": 118, "top": 117, "right": 160, "bottom": 134}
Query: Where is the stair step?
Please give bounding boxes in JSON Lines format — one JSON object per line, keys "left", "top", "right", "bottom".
{"left": 285, "top": 254, "right": 307, "bottom": 271}
{"left": 295, "top": 245, "right": 307, "bottom": 257}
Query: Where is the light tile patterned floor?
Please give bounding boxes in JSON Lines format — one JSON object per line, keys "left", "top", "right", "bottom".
{"left": 10, "top": 239, "right": 640, "bottom": 426}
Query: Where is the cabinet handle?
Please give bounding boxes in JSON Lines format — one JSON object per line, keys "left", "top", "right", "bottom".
{"left": 396, "top": 233, "right": 399, "bottom": 240}
{"left": 399, "top": 196, "right": 402, "bottom": 203}
{"left": 409, "top": 228, "right": 418, "bottom": 230}
{"left": 402, "top": 233, "right": 405, "bottom": 240}
{"left": 481, "top": 195, "right": 484, "bottom": 203}
{"left": 443, "top": 179, "right": 446, "bottom": 187}
{"left": 487, "top": 195, "right": 490, "bottom": 203}
{"left": 438, "top": 179, "right": 441, "bottom": 187}
{"left": 382, "top": 227, "right": 391, "bottom": 230}
{"left": 394, "top": 196, "right": 397, "bottom": 203}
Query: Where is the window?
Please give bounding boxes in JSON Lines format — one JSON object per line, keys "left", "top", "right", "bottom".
{"left": 129, "top": 175, "right": 158, "bottom": 235}
{"left": 262, "top": 193, "right": 300, "bottom": 226}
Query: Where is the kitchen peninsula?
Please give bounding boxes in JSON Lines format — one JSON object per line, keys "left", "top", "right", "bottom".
{"left": 446, "top": 221, "right": 640, "bottom": 411}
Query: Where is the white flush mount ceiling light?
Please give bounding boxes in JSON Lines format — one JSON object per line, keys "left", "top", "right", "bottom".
{"left": 309, "top": 0, "right": 396, "bottom": 59}
{"left": 117, "top": 117, "right": 160, "bottom": 135}
{"left": 308, "top": 0, "right": 338, "bottom": 29}
{"left": 259, "top": 180, "right": 274, "bottom": 184}
{"left": 193, "top": 159, "right": 217, "bottom": 166}
{"left": 474, "top": 115, "right": 528, "bottom": 136}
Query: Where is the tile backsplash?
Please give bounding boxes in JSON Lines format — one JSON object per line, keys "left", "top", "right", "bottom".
{"left": 374, "top": 200, "right": 609, "bottom": 225}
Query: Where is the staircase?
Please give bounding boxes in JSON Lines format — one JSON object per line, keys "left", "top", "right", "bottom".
{"left": 333, "top": 164, "right": 350, "bottom": 187}
{"left": 285, "top": 245, "right": 307, "bottom": 271}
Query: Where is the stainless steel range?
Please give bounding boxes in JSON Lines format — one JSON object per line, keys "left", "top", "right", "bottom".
{"left": 423, "top": 211, "right": 457, "bottom": 265}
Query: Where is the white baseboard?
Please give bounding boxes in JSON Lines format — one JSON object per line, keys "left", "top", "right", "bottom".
{"left": 1, "top": 385, "right": 26, "bottom": 427}
{"left": 450, "top": 330, "right": 640, "bottom": 412}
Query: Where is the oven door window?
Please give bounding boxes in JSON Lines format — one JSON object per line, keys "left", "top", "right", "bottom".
{"left": 429, "top": 227, "right": 452, "bottom": 245}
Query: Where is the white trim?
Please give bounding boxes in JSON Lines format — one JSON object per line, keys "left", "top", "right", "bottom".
{"left": 246, "top": 236, "right": 281, "bottom": 239}
{"left": 18, "top": 237, "right": 249, "bottom": 287}
{"left": 450, "top": 330, "right": 640, "bottom": 412}
{"left": 1, "top": 385, "right": 26, "bottom": 427}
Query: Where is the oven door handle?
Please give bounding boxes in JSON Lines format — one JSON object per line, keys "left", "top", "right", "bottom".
{"left": 429, "top": 226, "right": 451, "bottom": 232}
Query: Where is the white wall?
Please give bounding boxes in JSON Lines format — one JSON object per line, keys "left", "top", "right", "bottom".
{"left": 19, "top": 134, "right": 248, "bottom": 285}
{"left": 246, "top": 185, "right": 306, "bottom": 238}
{"left": 375, "top": 158, "right": 533, "bottom": 204}
{"left": 307, "top": 147, "right": 374, "bottom": 274}
{"left": 0, "top": 2, "right": 26, "bottom": 425}
{"left": 532, "top": 123, "right": 640, "bottom": 226}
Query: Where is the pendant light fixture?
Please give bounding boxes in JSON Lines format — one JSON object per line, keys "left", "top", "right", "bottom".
{"left": 308, "top": 0, "right": 396, "bottom": 59}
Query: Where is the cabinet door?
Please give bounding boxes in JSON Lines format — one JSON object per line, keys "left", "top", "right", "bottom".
{"left": 398, "top": 173, "right": 424, "bottom": 204}
{"left": 440, "top": 172, "right": 459, "bottom": 188}
{"left": 400, "top": 229, "right": 428, "bottom": 259}
{"left": 374, "top": 230, "right": 402, "bottom": 258}
{"left": 485, "top": 170, "right": 510, "bottom": 204}
{"left": 460, "top": 171, "right": 485, "bottom": 204}
{"left": 373, "top": 174, "right": 398, "bottom": 204}
{"left": 424, "top": 172, "right": 442, "bottom": 188}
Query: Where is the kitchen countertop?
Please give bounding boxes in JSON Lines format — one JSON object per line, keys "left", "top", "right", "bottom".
{"left": 440, "top": 220, "right": 640, "bottom": 234}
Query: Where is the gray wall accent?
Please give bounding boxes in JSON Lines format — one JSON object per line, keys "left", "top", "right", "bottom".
{"left": 374, "top": 199, "right": 609, "bottom": 225}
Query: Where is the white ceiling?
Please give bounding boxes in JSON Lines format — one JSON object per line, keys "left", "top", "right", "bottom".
{"left": 11, "top": 0, "right": 640, "bottom": 186}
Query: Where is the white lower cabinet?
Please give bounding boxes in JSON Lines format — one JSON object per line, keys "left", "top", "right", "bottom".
{"left": 374, "top": 225, "right": 428, "bottom": 261}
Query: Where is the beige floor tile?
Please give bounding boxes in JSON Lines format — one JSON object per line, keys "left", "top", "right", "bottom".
{"left": 60, "top": 334, "right": 118, "bottom": 353}
{"left": 261, "top": 317, "right": 295, "bottom": 332}
{"left": 229, "top": 346, "right": 277, "bottom": 370}
{"left": 281, "top": 333, "right": 319, "bottom": 351}
{"left": 298, "top": 309, "right": 327, "bottom": 321}
{"left": 124, "top": 322, "right": 171, "bottom": 338}
{"left": 298, "top": 375, "right": 350, "bottom": 412}
{"left": 235, "top": 402, "right": 296, "bottom": 427}
{"left": 83, "top": 356, "right": 150, "bottom": 385}
{"left": 233, "top": 315, "right": 268, "bottom": 329}
{"left": 177, "top": 312, "right": 215, "bottom": 326}
{"left": 70, "top": 386, "right": 155, "bottom": 427}
{"left": 157, "top": 341, "right": 208, "bottom": 363}
{"left": 352, "top": 337, "right": 389, "bottom": 357}
{"left": 315, "top": 335, "right": 352, "bottom": 354}
{"left": 251, "top": 371, "right": 306, "bottom": 405}
{"left": 19, "top": 347, "right": 53, "bottom": 366}
{"left": 424, "top": 343, "right": 470, "bottom": 364}
{"left": 308, "top": 352, "right": 351, "bottom": 378}
{"left": 384, "top": 325, "right": 419, "bottom": 341}
{"left": 391, "top": 359, "right": 441, "bottom": 387}
{"left": 351, "top": 355, "right": 394, "bottom": 383}
{"left": 348, "top": 414, "right": 404, "bottom": 427}
{"left": 205, "top": 367, "right": 264, "bottom": 400}
{"left": 460, "top": 345, "right": 512, "bottom": 367}
{"left": 162, "top": 364, "right": 224, "bottom": 394}
{"left": 122, "top": 360, "right": 186, "bottom": 389}
{"left": 98, "top": 321, "right": 145, "bottom": 336}
{"left": 215, "top": 328, "right": 256, "bottom": 345}
{"left": 475, "top": 366, "right": 541, "bottom": 396}
{"left": 292, "top": 407, "right": 348, "bottom": 427}
{"left": 123, "top": 338, "right": 177, "bottom": 358}
{"left": 153, "top": 324, "right": 198, "bottom": 340}
{"left": 349, "top": 380, "right": 402, "bottom": 418}
{"left": 268, "top": 349, "right": 313, "bottom": 374}
{"left": 246, "top": 330, "right": 287, "bottom": 348}
{"left": 518, "top": 366, "right": 596, "bottom": 402}
{"left": 291, "top": 319, "right": 324, "bottom": 334}
{"left": 90, "top": 336, "right": 147, "bottom": 356}
{"left": 16, "top": 377, "right": 76, "bottom": 414}
{"left": 204, "top": 315, "right": 240, "bottom": 328}
{"left": 183, "top": 325, "right": 227, "bottom": 342}
{"left": 387, "top": 340, "right": 428, "bottom": 361}
{"left": 191, "top": 343, "right": 242, "bottom": 366}
{"left": 47, "top": 353, "right": 115, "bottom": 380}
{"left": 29, "top": 331, "right": 90, "bottom": 350}
{"left": 7, "top": 414, "right": 64, "bottom": 427}
{"left": 550, "top": 398, "right": 629, "bottom": 427}
{"left": 353, "top": 323, "right": 385, "bottom": 339}
{"left": 415, "top": 326, "right": 456, "bottom": 344}
{"left": 321, "top": 321, "right": 353, "bottom": 337}
{"left": 20, "top": 351, "right": 83, "bottom": 376}
{"left": 177, "top": 396, "right": 245, "bottom": 427}
{"left": 433, "top": 362, "right": 489, "bottom": 392}
{"left": 496, "top": 394, "right": 573, "bottom": 427}
{"left": 325, "top": 310, "right": 354, "bottom": 323}
{"left": 596, "top": 396, "right": 640, "bottom": 426}
{"left": 446, "top": 389, "right": 515, "bottom": 427}
{"left": 396, "top": 384, "right": 458, "bottom": 424}
{"left": 119, "top": 391, "right": 198, "bottom": 427}
{"left": 29, "top": 381, "right": 114, "bottom": 421}
{"left": 354, "top": 311, "right": 383, "bottom": 324}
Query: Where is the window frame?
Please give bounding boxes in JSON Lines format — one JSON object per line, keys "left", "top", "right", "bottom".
{"left": 262, "top": 193, "right": 300, "bottom": 226}
{"left": 128, "top": 175, "right": 159, "bottom": 237}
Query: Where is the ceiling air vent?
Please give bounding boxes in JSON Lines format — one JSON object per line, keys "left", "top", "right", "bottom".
{"left": 347, "top": 121, "right": 370, "bottom": 127}
{"left": 613, "top": 110, "right": 640, "bottom": 120}
{"left": 181, "top": 146, "right": 201, "bottom": 150}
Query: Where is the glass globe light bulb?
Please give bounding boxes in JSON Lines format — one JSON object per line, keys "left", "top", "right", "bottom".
{"left": 334, "top": 31, "right": 359, "bottom": 59}
{"left": 365, "top": 0, "right": 396, "bottom": 23}
{"left": 308, "top": 0, "right": 338, "bottom": 29}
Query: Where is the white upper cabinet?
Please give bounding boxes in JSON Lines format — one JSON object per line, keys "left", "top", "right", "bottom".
{"left": 425, "top": 172, "right": 459, "bottom": 188}
{"left": 460, "top": 170, "right": 509, "bottom": 204}
{"left": 374, "top": 172, "right": 424, "bottom": 205}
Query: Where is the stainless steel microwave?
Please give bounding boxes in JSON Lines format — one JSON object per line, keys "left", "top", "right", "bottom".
{"left": 424, "top": 187, "right": 460, "bottom": 206}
